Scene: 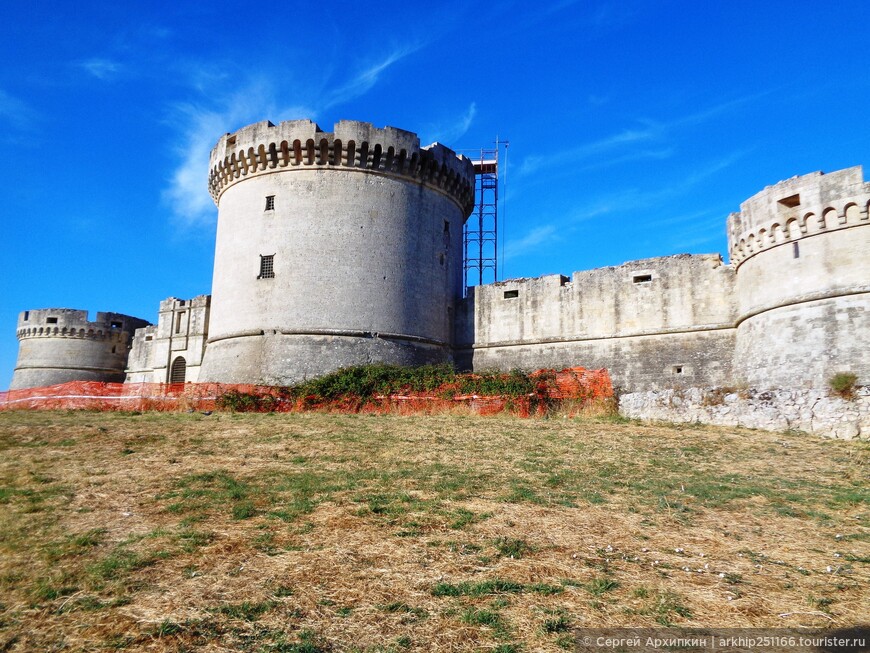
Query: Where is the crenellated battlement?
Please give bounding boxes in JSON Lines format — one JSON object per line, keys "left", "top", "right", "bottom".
{"left": 727, "top": 166, "right": 870, "bottom": 266}
{"left": 207, "top": 119, "right": 476, "bottom": 215}
{"left": 15, "top": 309, "right": 150, "bottom": 342}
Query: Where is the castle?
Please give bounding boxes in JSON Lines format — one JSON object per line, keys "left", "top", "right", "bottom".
{"left": 10, "top": 120, "right": 870, "bottom": 394}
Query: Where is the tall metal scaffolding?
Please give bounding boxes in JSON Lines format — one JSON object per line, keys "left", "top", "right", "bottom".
{"left": 464, "top": 140, "right": 506, "bottom": 293}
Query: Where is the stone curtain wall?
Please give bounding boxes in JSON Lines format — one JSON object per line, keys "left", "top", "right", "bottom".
{"left": 619, "top": 387, "right": 870, "bottom": 440}
{"left": 456, "top": 254, "right": 737, "bottom": 391}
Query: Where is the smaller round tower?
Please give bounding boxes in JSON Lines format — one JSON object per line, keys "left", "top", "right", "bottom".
{"left": 10, "top": 309, "right": 151, "bottom": 389}
{"left": 728, "top": 166, "right": 870, "bottom": 388}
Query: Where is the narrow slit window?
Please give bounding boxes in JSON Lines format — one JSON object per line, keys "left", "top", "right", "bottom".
{"left": 23, "top": 311, "right": 29, "bottom": 321}
{"left": 265, "top": 195, "right": 275, "bottom": 211}
{"left": 633, "top": 274, "right": 653, "bottom": 284}
{"left": 258, "top": 254, "right": 275, "bottom": 279}
{"left": 793, "top": 242, "right": 800, "bottom": 258}
{"left": 503, "top": 289, "right": 519, "bottom": 299}
{"left": 175, "top": 312, "right": 185, "bottom": 334}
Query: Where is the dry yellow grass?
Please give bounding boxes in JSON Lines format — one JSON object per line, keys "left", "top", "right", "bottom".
{"left": 0, "top": 410, "right": 867, "bottom": 652}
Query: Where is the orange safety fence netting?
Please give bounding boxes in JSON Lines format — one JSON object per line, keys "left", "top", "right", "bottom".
{"left": 0, "top": 367, "right": 613, "bottom": 416}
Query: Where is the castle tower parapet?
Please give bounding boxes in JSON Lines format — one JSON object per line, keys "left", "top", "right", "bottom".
{"left": 208, "top": 119, "right": 475, "bottom": 215}
{"left": 728, "top": 166, "right": 870, "bottom": 388}
{"left": 727, "top": 166, "right": 870, "bottom": 267}
{"left": 10, "top": 309, "right": 151, "bottom": 389}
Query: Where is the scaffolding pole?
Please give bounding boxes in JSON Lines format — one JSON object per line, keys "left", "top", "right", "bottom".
{"left": 464, "top": 139, "right": 507, "bottom": 294}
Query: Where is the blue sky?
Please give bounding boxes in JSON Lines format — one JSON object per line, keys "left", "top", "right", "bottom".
{"left": 2, "top": 1, "right": 869, "bottom": 389}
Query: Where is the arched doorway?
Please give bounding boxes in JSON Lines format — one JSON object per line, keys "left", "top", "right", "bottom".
{"left": 169, "top": 356, "right": 187, "bottom": 384}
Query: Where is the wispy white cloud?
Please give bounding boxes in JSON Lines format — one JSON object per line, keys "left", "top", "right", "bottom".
{"left": 78, "top": 58, "right": 123, "bottom": 80}
{"left": 164, "top": 46, "right": 419, "bottom": 227}
{"left": 515, "top": 92, "right": 764, "bottom": 182}
{"left": 504, "top": 224, "right": 560, "bottom": 261}
{"left": 577, "top": 147, "right": 674, "bottom": 173}
{"left": 322, "top": 46, "right": 421, "bottom": 110}
{"left": 555, "top": 150, "right": 748, "bottom": 225}
{"left": 513, "top": 167, "right": 737, "bottom": 264}
{"left": 163, "top": 79, "right": 313, "bottom": 226}
{"left": 516, "top": 126, "right": 661, "bottom": 177}
{"left": 591, "top": 1, "right": 639, "bottom": 28}
{"left": 0, "top": 89, "right": 35, "bottom": 131}
{"left": 423, "top": 102, "right": 477, "bottom": 145}
{"left": 646, "top": 208, "right": 721, "bottom": 229}
{"left": 543, "top": 0, "right": 586, "bottom": 15}
{"left": 669, "top": 90, "right": 776, "bottom": 129}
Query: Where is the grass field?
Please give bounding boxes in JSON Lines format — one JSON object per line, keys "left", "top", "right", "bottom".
{"left": 0, "top": 410, "right": 867, "bottom": 651}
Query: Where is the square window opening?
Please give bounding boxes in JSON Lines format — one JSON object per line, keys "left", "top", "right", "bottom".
{"left": 503, "top": 289, "right": 519, "bottom": 299}
{"left": 110, "top": 321, "right": 123, "bottom": 329}
{"left": 633, "top": 274, "right": 653, "bottom": 284}
{"left": 265, "top": 195, "right": 275, "bottom": 211}
{"left": 46, "top": 317, "right": 58, "bottom": 324}
{"left": 145, "top": 335, "right": 153, "bottom": 341}
{"left": 778, "top": 194, "right": 800, "bottom": 209}
{"left": 673, "top": 366, "right": 683, "bottom": 374}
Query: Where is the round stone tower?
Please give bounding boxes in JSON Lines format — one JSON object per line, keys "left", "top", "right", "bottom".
{"left": 10, "top": 309, "right": 151, "bottom": 389}
{"left": 198, "top": 119, "right": 475, "bottom": 385}
{"left": 728, "top": 166, "right": 870, "bottom": 389}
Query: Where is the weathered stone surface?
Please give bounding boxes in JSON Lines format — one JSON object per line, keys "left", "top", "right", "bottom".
{"left": 125, "top": 296, "right": 210, "bottom": 384}
{"left": 620, "top": 386, "right": 870, "bottom": 439}
{"left": 456, "top": 255, "right": 737, "bottom": 391}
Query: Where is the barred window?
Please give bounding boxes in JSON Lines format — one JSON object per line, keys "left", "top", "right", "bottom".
{"left": 265, "top": 195, "right": 275, "bottom": 211}
{"left": 258, "top": 254, "right": 275, "bottom": 279}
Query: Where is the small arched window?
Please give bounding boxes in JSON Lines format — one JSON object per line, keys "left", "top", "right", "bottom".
{"left": 170, "top": 356, "right": 187, "bottom": 384}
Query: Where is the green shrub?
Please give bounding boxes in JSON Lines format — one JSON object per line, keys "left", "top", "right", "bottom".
{"left": 829, "top": 372, "right": 858, "bottom": 399}
{"left": 215, "top": 390, "right": 285, "bottom": 412}
{"left": 458, "top": 369, "right": 535, "bottom": 397}
{"left": 216, "top": 364, "right": 548, "bottom": 410}
{"left": 216, "top": 390, "right": 261, "bottom": 412}
{"left": 290, "top": 363, "right": 458, "bottom": 400}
